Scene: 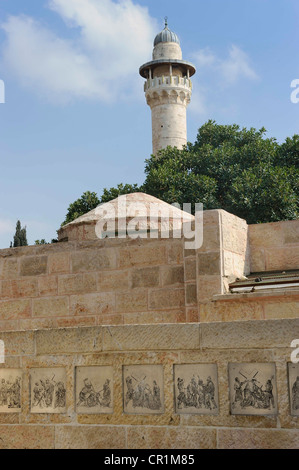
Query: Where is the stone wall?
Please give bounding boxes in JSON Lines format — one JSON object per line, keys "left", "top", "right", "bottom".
{"left": 1, "top": 210, "right": 299, "bottom": 331}
{"left": 0, "top": 320, "right": 298, "bottom": 449}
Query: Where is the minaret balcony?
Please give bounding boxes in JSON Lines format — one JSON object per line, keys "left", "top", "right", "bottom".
{"left": 144, "top": 76, "right": 192, "bottom": 93}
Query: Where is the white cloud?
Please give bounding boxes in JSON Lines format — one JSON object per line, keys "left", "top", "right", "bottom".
{"left": 220, "top": 45, "right": 258, "bottom": 84}
{"left": 192, "top": 44, "right": 258, "bottom": 85}
{"left": 1, "top": 0, "right": 157, "bottom": 103}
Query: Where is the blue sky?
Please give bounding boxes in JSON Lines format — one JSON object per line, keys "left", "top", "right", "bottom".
{"left": 0, "top": 0, "right": 299, "bottom": 247}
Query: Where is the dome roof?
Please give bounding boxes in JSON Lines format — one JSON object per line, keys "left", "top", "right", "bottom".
{"left": 58, "top": 192, "right": 194, "bottom": 241}
{"left": 154, "top": 20, "right": 180, "bottom": 47}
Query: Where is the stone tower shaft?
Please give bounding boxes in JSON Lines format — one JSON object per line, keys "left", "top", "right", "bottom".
{"left": 139, "top": 21, "right": 196, "bottom": 155}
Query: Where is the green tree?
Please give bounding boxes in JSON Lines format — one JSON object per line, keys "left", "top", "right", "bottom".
{"left": 143, "top": 121, "right": 299, "bottom": 222}
{"left": 12, "top": 220, "right": 28, "bottom": 247}
{"left": 62, "top": 191, "right": 100, "bottom": 226}
{"left": 62, "top": 121, "right": 299, "bottom": 225}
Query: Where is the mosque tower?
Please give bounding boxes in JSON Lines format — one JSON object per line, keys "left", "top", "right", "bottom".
{"left": 139, "top": 18, "right": 196, "bottom": 155}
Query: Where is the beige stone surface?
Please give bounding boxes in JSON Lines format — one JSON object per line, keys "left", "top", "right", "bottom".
{"left": 218, "top": 428, "right": 299, "bottom": 449}
{"left": 186, "top": 283, "right": 197, "bottom": 305}
{"left": 102, "top": 324, "right": 200, "bottom": 351}
{"left": 161, "top": 265, "right": 184, "bottom": 286}
{"left": 0, "top": 299, "right": 31, "bottom": 320}
{"left": 38, "top": 276, "right": 58, "bottom": 297}
{"left": 200, "top": 319, "right": 299, "bottom": 349}
{"left": 48, "top": 252, "right": 70, "bottom": 274}
{"left": 98, "top": 270, "right": 129, "bottom": 291}
{"left": 58, "top": 273, "right": 97, "bottom": 296}
{"left": 20, "top": 256, "right": 48, "bottom": 277}
{"left": 127, "top": 426, "right": 216, "bottom": 449}
{"left": 116, "top": 290, "right": 148, "bottom": 313}
{"left": 149, "top": 288, "right": 185, "bottom": 310}
{"left": 184, "top": 258, "right": 196, "bottom": 281}
{"left": 0, "top": 425, "right": 54, "bottom": 449}
{"left": 72, "top": 249, "right": 117, "bottom": 273}
{"left": 119, "top": 245, "right": 167, "bottom": 268}
{"left": 1, "top": 330, "right": 34, "bottom": 356}
{"left": 197, "top": 275, "right": 222, "bottom": 302}
{"left": 33, "top": 296, "right": 69, "bottom": 318}
{"left": 1, "top": 278, "right": 38, "bottom": 299}
{"left": 197, "top": 252, "right": 220, "bottom": 276}
{"left": 70, "top": 292, "right": 115, "bottom": 316}
{"left": 55, "top": 425, "right": 126, "bottom": 449}
{"left": 132, "top": 266, "right": 160, "bottom": 288}
{"left": 0, "top": 258, "right": 19, "bottom": 280}
{"left": 36, "top": 327, "right": 102, "bottom": 355}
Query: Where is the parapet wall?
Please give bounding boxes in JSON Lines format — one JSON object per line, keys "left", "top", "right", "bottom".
{"left": 1, "top": 210, "right": 299, "bottom": 331}
{"left": 0, "top": 320, "right": 298, "bottom": 449}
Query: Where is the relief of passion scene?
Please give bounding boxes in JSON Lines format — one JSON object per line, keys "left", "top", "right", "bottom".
{"left": 0, "top": 369, "right": 21, "bottom": 413}
{"left": 30, "top": 368, "right": 67, "bottom": 413}
{"left": 174, "top": 364, "right": 219, "bottom": 415}
{"left": 288, "top": 363, "right": 299, "bottom": 417}
{"left": 75, "top": 366, "right": 113, "bottom": 414}
{"left": 123, "top": 365, "right": 164, "bottom": 414}
{"left": 228, "top": 363, "right": 278, "bottom": 416}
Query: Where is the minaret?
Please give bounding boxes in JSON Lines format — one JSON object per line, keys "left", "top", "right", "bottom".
{"left": 139, "top": 18, "right": 196, "bottom": 155}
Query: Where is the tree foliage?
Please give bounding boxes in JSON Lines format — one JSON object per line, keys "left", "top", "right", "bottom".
{"left": 62, "top": 121, "right": 299, "bottom": 225}
{"left": 12, "top": 220, "right": 28, "bottom": 247}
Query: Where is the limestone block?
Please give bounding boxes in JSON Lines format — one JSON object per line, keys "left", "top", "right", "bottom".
{"left": 0, "top": 425, "right": 54, "bottom": 449}
{"left": 149, "top": 288, "right": 185, "bottom": 309}
{"left": 218, "top": 428, "right": 299, "bottom": 449}
{"left": 35, "top": 327, "right": 102, "bottom": 355}
{"left": 249, "top": 222, "right": 284, "bottom": 248}
{"left": 119, "top": 245, "right": 167, "bottom": 268}
{"left": 186, "top": 284, "right": 197, "bottom": 305}
{"left": 96, "top": 314, "right": 123, "bottom": 326}
{"left": 131, "top": 267, "right": 160, "bottom": 288}
{"left": 70, "top": 292, "right": 115, "bottom": 316}
{"left": 283, "top": 220, "right": 299, "bottom": 244}
{"left": 124, "top": 309, "right": 186, "bottom": 325}
{"left": 200, "top": 301, "right": 263, "bottom": 323}
{"left": 168, "top": 243, "right": 184, "bottom": 264}
{"left": 200, "top": 318, "right": 299, "bottom": 349}
{"left": 161, "top": 265, "right": 184, "bottom": 286}
{"left": 98, "top": 270, "right": 129, "bottom": 291}
{"left": 265, "top": 247, "right": 299, "bottom": 271}
{"left": 264, "top": 301, "right": 299, "bottom": 320}
{"left": 56, "top": 316, "right": 97, "bottom": 328}
{"left": 0, "top": 258, "right": 19, "bottom": 280}
{"left": 116, "top": 290, "right": 148, "bottom": 313}
{"left": 197, "top": 252, "right": 220, "bottom": 276}
{"left": 102, "top": 324, "right": 200, "bottom": 351}
{"left": 197, "top": 275, "right": 222, "bottom": 302}
{"left": 48, "top": 252, "right": 70, "bottom": 274}
{"left": 197, "top": 224, "right": 220, "bottom": 253}
{"left": 250, "top": 247, "right": 266, "bottom": 273}
{"left": 55, "top": 425, "right": 126, "bottom": 449}
{"left": 127, "top": 426, "right": 216, "bottom": 449}
{"left": 186, "top": 307, "right": 199, "bottom": 323}
{"left": 0, "top": 299, "right": 31, "bottom": 320}
{"left": 38, "top": 276, "right": 58, "bottom": 297}
{"left": 71, "top": 249, "right": 117, "bottom": 273}
{"left": 1, "top": 278, "right": 38, "bottom": 299}
{"left": 20, "top": 256, "right": 48, "bottom": 276}
{"left": 0, "top": 330, "right": 34, "bottom": 356}
{"left": 184, "top": 258, "right": 196, "bottom": 282}
{"left": 33, "top": 296, "right": 69, "bottom": 318}
{"left": 58, "top": 273, "right": 97, "bottom": 296}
